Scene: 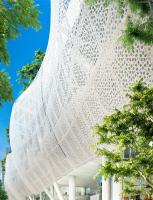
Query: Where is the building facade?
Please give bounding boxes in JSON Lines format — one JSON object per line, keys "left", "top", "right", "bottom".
{"left": 4, "top": 0, "right": 153, "bottom": 200}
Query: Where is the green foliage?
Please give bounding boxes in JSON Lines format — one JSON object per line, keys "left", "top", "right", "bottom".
{"left": 1, "top": 156, "right": 6, "bottom": 176}
{"left": 0, "top": 0, "right": 41, "bottom": 65}
{"left": 5, "top": 128, "right": 10, "bottom": 145}
{"left": 0, "top": 180, "right": 7, "bottom": 200}
{"left": 17, "top": 49, "right": 45, "bottom": 91}
{"left": 1, "top": 148, "right": 11, "bottom": 185}
{"left": 92, "top": 80, "right": 153, "bottom": 198}
{"left": 85, "top": 0, "right": 153, "bottom": 48}
{"left": 0, "top": 69, "right": 13, "bottom": 107}
{"left": 85, "top": 0, "right": 98, "bottom": 6}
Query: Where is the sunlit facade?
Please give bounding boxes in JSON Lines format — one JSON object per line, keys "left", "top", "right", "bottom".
{"left": 4, "top": 0, "right": 153, "bottom": 200}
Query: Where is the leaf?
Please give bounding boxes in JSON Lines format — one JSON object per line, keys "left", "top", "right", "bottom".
{"left": 92, "top": 80, "right": 153, "bottom": 196}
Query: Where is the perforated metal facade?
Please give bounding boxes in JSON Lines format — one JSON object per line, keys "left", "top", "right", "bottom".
{"left": 4, "top": 0, "right": 153, "bottom": 199}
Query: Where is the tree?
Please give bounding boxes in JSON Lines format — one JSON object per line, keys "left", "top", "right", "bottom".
{"left": 5, "top": 128, "right": 10, "bottom": 145}
{"left": 85, "top": 0, "right": 153, "bottom": 49}
{"left": 0, "top": 0, "right": 41, "bottom": 65}
{"left": 1, "top": 147, "right": 11, "bottom": 187}
{"left": 0, "top": 70, "right": 13, "bottom": 107}
{"left": 17, "top": 49, "right": 45, "bottom": 91}
{"left": 0, "top": 129, "right": 11, "bottom": 194}
{"left": 0, "top": 180, "right": 7, "bottom": 200}
{"left": 92, "top": 80, "right": 153, "bottom": 199}
{"left": 1, "top": 156, "right": 6, "bottom": 186}
{"left": 0, "top": 0, "right": 41, "bottom": 107}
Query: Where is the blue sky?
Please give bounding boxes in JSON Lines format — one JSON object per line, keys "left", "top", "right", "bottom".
{"left": 0, "top": 0, "right": 50, "bottom": 159}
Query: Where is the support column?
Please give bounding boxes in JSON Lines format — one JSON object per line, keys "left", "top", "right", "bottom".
{"left": 45, "top": 187, "right": 54, "bottom": 200}
{"left": 40, "top": 193, "right": 43, "bottom": 200}
{"left": 45, "top": 190, "right": 54, "bottom": 200}
{"left": 112, "top": 178, "right": 122, "bottom": 200}
{"left": 50, "top": 186, "right": 54, "bottom": 197}
{"left": 102, "top": 177, "right": 111, "bottom": 200}
{"left": 69, "top": 175, "right": 76, "bottom": 200}
{"left": 29, "top": 195, "right": 35, "bottom": 200}
{"left": 54, "top": 182, "right": 64, "bottom": 200}
{"left": 102, "top": 157, "right": 111, "bottom": 200}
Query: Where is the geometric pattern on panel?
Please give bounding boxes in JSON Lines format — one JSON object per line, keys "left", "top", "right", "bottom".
{"left": 4, "top": 0, "right": 153, "bottom": 199}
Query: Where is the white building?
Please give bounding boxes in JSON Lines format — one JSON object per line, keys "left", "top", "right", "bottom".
{"left": 4, "top": 0, "right": 153, "bottom": 200}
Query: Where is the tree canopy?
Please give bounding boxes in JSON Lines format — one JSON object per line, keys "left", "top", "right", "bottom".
{"left": 85, "top": 0, "right": 153, "bottom": 49}
{"left": 92, "top": 80, "right": 153, "bottom": 198}
{"left": 0, "top": 0, "right": 41, "bottom": 65}
{"left": 17, "top": 49, "right": 45, "bottom": 91}
{"left": 0, "top": 0, "right": 41, "bottom": 108}
{"left": 5, "top": 128, "right": 10, "bottom": 145}
{"left": 0, "top": 70, "right": 13, "bottom": 107}
{"left": 0, "top": 180, "right": 7, "bottom": 200}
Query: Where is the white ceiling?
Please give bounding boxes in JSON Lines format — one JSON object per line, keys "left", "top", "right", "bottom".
{"left": 58, "top": 158, "right": 102, "bottom": 187}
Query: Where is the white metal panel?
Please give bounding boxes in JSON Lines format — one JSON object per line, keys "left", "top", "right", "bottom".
{"left": 4, "top": 0, "right": 153, "bottom": 199}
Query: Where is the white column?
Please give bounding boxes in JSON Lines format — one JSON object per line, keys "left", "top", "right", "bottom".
{"left": 102, "top": 177, "right": 111, "bottom": 200}
{"left": 102, "top": 157, "right": 112, "bottom": 200}
{"left": 50, "top": 186, "right": 54, "bottom": 197}
{"left": 69, "top": 175, "right": 76, "bottom": 200}
{"left": 29, "top": 196, "right": 35, "bottom": 200}
{"left": 40, "top": 193, "right": 43, "bottom": 200}
{"left": 112, "top": 178, "right": 122, "bottom": 200}
{"left": 54, "top": 182, "right": 64, "bottom": 200}
{"left": 45, "top": 189, "right": 54, "bottom": 200}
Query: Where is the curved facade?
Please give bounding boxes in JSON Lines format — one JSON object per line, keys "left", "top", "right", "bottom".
{"left": 5, "top": 0, "right": 153, "bottom": 200}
